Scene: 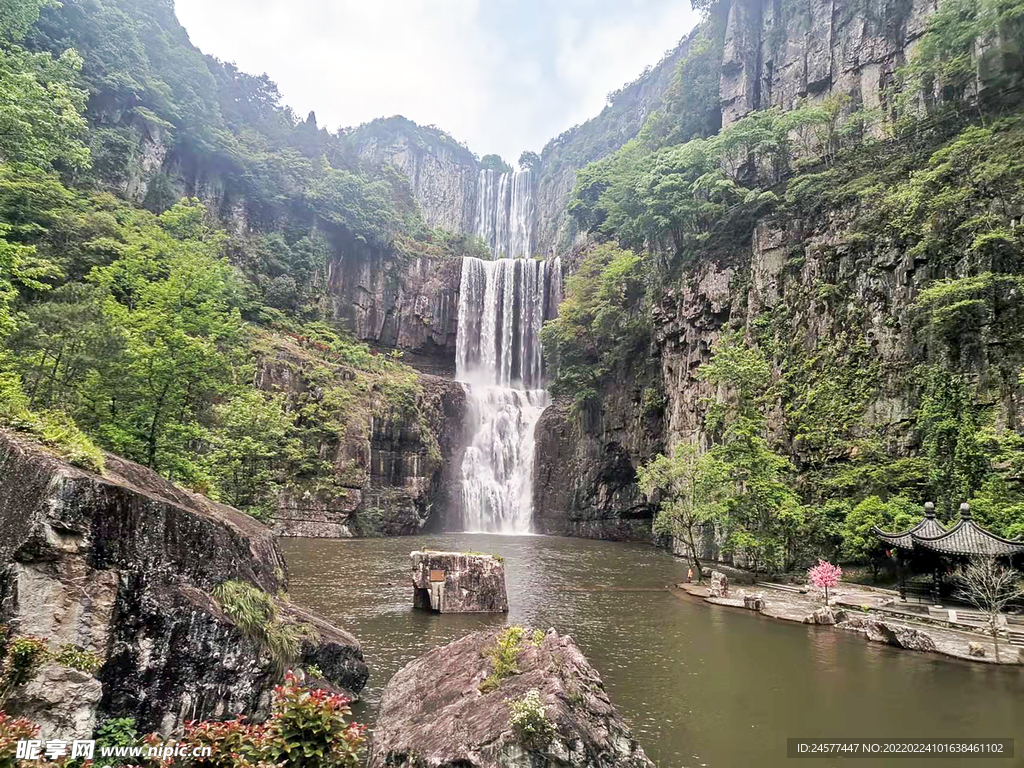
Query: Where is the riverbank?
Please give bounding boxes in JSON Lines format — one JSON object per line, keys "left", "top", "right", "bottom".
{"left": 675, "top": 579, "right": 1024, "bottom": 666}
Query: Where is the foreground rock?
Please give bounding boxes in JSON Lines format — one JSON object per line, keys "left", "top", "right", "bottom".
{"left": 370, "top": 627, "right": 653, "bottom": 768}
{"left": 411, "top": 551, "right": 508, "bottom": 613}
{"left": 0, "top": 430, "right": 367, "bottom": 738}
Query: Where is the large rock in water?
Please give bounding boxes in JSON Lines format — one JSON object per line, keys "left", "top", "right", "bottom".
{"left": 411, "top": 551, "right": 508, "bottom": 613}
{"left": 369, "top": 628, "right": 654, "bottom": 768}
{"left": 0, "top": 430, "right": 368, "bottom": 737}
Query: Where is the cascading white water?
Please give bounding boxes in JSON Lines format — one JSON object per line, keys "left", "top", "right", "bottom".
{"left": 473, "top": 168, "right": 535, "bottom": 259}
{"left": 456, "top": 256, "right": 561, "bottom": 534}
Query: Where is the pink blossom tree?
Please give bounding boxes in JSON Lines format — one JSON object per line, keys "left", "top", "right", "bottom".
{"left": 807, "top": 559, "right": 843, "bottom": 606}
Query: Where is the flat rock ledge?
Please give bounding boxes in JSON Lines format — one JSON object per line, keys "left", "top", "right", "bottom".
{"left": 411, "top": 551, "right": 508, "bottom": 613}
{"left": 369, "top": 627, "right": 654, "bottom": 768}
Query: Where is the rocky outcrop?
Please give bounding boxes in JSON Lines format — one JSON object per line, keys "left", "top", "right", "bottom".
{"left": 0, "top": 430, "right": 367, "bottom": 737}
{"left": 743, "top": 593, "right": 765, "bottom": 611}
{"left": 803, "top": 606, "right": 839, "bottom": 625}
{"left": 256, "top": 337, "right": 468, "bottom": 538}
{"left": 709, "top": 571, "right": 730, "bottom": 598}
{"left": 533, "top": 387, "right": 663, "bottom": 542}
{"left": 325, "top": 238, "right": 463, "bottom": 366}
{"left": 349, "top": 117, "right": 480, "bottom": 234}
{"left": 841, "top": 617, "right": 938, "bottom": 653}
{"left": 410, "top": 551, "right": 508, "bottom": 613}
{"left": 369, "top": 628, "right": 654, "bottom": 768}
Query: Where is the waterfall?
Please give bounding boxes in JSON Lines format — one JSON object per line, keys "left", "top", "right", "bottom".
{"left": 456, "top": 256, "right": 561, "bottom": 534}
{"left": 473, "top": 168, "right": 535, "bottom": 259}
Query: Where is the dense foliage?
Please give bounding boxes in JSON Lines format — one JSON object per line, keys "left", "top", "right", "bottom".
{"left": 0, "top": 0, "right": 461, "bottom": 519}
{"left": 558, "top": 0, "right": 1024, "bottom": 573}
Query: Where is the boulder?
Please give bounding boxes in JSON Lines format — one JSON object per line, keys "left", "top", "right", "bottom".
{"left": 369, "top": 627, "right": 654, "bottom": 768}
{"left": 743, "top": 593, "right": 765, "bottom": 611}
{"left": 709, "top": 571, "right": 729, "bottom": 598}
{"left": 968, "top": 642, "right": 987, "bottom": 658}
{"left": 803, "top": 607, "right": 837, "bottom": 625}
{"left": 0, "top": 430, "right": 367, "bottom": 737}
{"left": 842, "top": 617, "right": 938, "bottom": 653}
{"left": 411, "top": 551, "right": 508, "bottom": 613}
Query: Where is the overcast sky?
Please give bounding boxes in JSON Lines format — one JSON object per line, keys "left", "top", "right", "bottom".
{"left": 174, "top": 0, "right": 701, "bottom": 163}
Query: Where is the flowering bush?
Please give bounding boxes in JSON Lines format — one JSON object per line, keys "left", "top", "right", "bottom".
{"left": 807, "top": 559, "right": 843, "bottom": 605}
{"left": 507, "top": 689, "right": 555, "bottom": 749}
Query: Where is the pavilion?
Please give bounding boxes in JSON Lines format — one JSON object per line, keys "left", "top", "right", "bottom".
{"left": 873, "top": 502, "right": 1024, "bottom": 604}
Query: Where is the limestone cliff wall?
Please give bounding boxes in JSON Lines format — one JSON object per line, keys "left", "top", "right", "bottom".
{"left": 0, "top": 431, "right": 368, "bottom": 738}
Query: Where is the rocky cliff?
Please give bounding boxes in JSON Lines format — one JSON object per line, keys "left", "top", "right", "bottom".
{"left": 0, "top": 431, "right": 368, "bottom": 738}
{"left": 369, "top": 627, "right": 654, "bottom": 768}
{"left": 255, "top": 336, "right": 468, "bottom": 538}
{"left": 348, "top": 117, "right": 481, "bottom": 234}
{"left": 324, "top": 237, "right": 463, "bottom": 368}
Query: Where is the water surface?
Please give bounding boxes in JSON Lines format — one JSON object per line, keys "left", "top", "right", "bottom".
{"left": 280, "top": 534, "right": 1024, "bottom": 768}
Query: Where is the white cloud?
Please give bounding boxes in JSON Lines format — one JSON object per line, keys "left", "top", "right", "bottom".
{"left": 173, "top": 0, "right": 701, "bottom": 162}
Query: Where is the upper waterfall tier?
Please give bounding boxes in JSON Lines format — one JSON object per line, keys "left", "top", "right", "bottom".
{"left": 456, "top": 256, "right": 560, "bottom": 390}
{"left": 473, "top": 169, "right": 535, "bottom": 259}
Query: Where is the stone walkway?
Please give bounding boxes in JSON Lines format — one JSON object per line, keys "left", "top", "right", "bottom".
{"left": 675, "top": 579, "right": 1024, "bottom": 666}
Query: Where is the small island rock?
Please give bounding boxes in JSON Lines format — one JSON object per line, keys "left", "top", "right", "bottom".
{"left": 411, "top": 550, "right": 508, "bottom": 613}
{"left": 369, "top": 627, "right": 654, "bottom": 768}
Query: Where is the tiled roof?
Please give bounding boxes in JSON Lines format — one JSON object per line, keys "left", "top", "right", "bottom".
{"left": 874, "top": 504, "right": 1024, "bottom": 557}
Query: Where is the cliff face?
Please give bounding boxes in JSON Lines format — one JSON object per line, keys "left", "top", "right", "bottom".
{"left": 254, "top": 338, "right": 468, "bottom": 538}
{"left": 530, "top": 0, "right": 962, "bottom": 545}
{"left": 348, "top": 118, "right": 481, "bottom": 234}
{"left": 717, "top": 0, "right": 935, "bottom": 127}
{"left": 0, "top": 431, "right": 368, "bottom": 738}
{"left": 324, "top": 239, "right": 463, "bottom": 368}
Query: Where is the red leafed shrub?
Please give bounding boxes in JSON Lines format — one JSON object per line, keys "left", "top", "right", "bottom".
{"left": 261, "top": 677, "right": 365, "bottom": 768}
{"left": 0, "top": 711, "right": 39, "bottom": 768}
{"left": 145, "top": 673, "right": 365, "bottom": 768}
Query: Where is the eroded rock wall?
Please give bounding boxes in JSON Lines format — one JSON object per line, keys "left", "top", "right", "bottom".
{"left": 0, "top": 431, "right": 367, "bottom": 737}
{"left": 256, "top": 341, "right": 468, "bottom": 538}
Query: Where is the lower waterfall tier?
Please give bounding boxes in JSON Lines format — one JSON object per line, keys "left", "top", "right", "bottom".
{"left": 459, "top": 384, "right": 548, "bottom": 534}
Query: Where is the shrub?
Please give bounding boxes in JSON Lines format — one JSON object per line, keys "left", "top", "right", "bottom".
{"left": 262, "top": 675, "right": 366, "bottom": 768}
{"left": 0, "top": 711, "right": 39, "bottom": 768}
{"left": 52, "top": 644, "right": 103, "bottom": 673}
{"left": 0, "top": 636, "right": 49, "bottom": 707}
{"left": 480, "top": 626, "right": 526, "bottom": 693}
{"left": 507, "top": 689, "right": 556, "bottom": 748}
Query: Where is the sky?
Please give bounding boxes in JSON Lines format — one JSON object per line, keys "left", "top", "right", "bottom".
{"left": 173, "top": 0, "right": 702, "bottom": 163}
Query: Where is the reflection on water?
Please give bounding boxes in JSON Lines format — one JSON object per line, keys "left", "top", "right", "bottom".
{"left": 279, "top": 534, "right": 1024, "bottom": 768}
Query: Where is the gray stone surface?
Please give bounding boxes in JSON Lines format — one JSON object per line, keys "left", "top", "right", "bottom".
{"left": 0, "top": 430, "right": 367, "bottom": 736}
{"left": 411, "top": 551, "right": 508, "bottom": 613}
{"left": 369, "top": 627, "right": 655, "bottom": 768}
{"left": 743, "top": 593, "right": 765, "bottom": 611}
{"left": 803, "top": 606, "right": 838, "bottom": 625}
{"left": 843, "top": 617, "right": 938, "bottom": 653}
{"left": 709, "top": 571, "right": 730, "bottom": 598}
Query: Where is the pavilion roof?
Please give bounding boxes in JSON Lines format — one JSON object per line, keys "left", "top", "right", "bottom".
{"left": 873, "top": 503, "right": 1024, "bottom": 557}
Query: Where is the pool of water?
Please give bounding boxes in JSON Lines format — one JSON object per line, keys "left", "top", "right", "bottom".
{"left": 279, "top": 534, "right": 1024, "bottom": 767}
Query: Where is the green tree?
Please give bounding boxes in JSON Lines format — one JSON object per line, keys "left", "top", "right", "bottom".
{"left": 638, "top": 442, "right": 728, "bottom": 581}
{"left": 208, "top": 390, "right": 296, "bottom": 519}
{"left": 86, "top": 200, "right": 244, "bottom": 478}
{"left": 540, "top": 244, "right": 649, "bottom": 405}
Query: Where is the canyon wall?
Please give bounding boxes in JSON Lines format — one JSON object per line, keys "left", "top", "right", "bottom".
{"left": 0, "top": 431, "right": 368, "bottom": 738}
{"left": 530, "top": 0, "right": 1007, "bottom": 546}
